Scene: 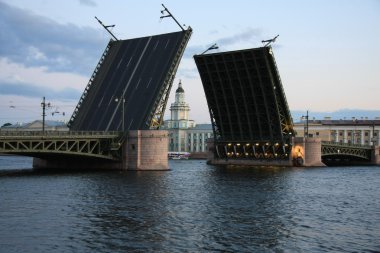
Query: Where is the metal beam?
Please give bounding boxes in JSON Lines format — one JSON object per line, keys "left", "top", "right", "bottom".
{"left": 0, "top": 131, "right": 123, "bottom": 160}
{"left": 321, "top": 141, "right": 372, "bottom": 160}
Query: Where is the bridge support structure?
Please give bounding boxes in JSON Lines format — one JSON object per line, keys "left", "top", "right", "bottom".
{"left": 125, "top": 130, "right": 168, "bottom": 170}
{"left": 371, "top": 146, "right": 380, "bottom": 165}
{"left": 292, "top": 137, "right": 325, "bottom": 167}
{"left": 31, "top": 130, "right": 169, "bottom": 170}
{"left": 206, "top": 137, "right": 326, "bottom": 167}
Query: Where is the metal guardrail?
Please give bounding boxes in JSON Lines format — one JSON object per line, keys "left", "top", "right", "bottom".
{"left": 321, "top": 141, "right": 372, "bottom": 160}
{"left": 0, "top": 130, "right": 123, "bottom": 160}
{"left": 0, "top": 130, "right": 122, "bottom": 138}
{"left": 321, "top": 141, "right": 372, "bottom": 149}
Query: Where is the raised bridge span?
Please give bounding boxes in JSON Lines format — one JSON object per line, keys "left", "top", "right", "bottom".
{"left": 194, "top": 46, "right": 380, "bottom": 166}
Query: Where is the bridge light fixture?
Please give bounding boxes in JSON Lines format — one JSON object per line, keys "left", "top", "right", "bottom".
{"left": 201, "top": 43, "right": 219, "bottom": 55}
{"left": 227, "top": 143, "right": 232, "bottom": 146}
{"left": 237, "top": 143, "right": 240, "bottom": 146}
{"left": 246, "top": 143, "right": 250, "bottom": 146}
{"left": 256, "top": 143, "right": 259, "bottom": 146}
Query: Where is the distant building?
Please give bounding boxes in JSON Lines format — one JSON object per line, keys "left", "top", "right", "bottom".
{"left": 1, "top": 120, "right": 68, "bottom": 132}
{"left": 294, "top": 118, "right": 380, "bottom": 146}
{"left": 163, "top": 81, "right": 213, "bottom": 153}
{"left": 162, "top": 81, "right": 380, "bottom": 153}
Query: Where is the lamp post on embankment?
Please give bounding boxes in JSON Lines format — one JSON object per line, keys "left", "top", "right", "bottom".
{"left": 41, "top": 97, "right": 51, "bottom": 135}
{"left": 301, "top": 110, "right": 309, "bottom": 138}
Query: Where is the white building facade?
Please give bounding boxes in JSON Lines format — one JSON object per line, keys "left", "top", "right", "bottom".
{"left": 163, "top": 81, "right": 213, "bottom": 153}
{"left": 294, "top": 118, "right": 380, "bottom": 146}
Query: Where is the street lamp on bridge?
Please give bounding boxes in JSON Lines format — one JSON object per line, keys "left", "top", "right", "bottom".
{"left": 201, "top": 43, "right": 219, "bottom": 55}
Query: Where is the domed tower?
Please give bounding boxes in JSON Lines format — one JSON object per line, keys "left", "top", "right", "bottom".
{"left": 170, "top": 80, "right": 190, "bottom": 122}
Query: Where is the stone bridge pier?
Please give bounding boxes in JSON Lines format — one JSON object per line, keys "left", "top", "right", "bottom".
{"left": 371, "top": 146, "right": 380, "bottom": 165}
{"left": 33, "top": 130, "right": 169, "bottom": 170}
{"left": 292, "top": 137, "right": 326, "bottom": 167}
{"left": 124, "top": 130, "right": 168, "bottom": 170}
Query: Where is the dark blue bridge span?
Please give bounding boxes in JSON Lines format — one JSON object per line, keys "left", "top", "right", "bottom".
{"left": 68, "top": 28, "right": 192, "bottom": 132}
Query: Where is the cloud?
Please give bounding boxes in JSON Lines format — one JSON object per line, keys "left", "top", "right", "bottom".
{"left": 184, "top": 45, "right": 206, "bottom": 58}
{"left": 0, "top": 1, "right": 107, "bottom": 75}
{"left": 184, "top": 27, "right": 262, "bottom": 58}
{"left": 0, "top": 57, "right": 88, "bottom": 91}
{"left": 216, "top": 27, "right": 262, "bottom": 47}
{"left": 0, "top": 81, "right": 81, "bottom": 100}
{"left": 78, "top": 0, "right": 97, "bottom": 7}
{"left": 177, "top": 67, "right": 199, "bottom": 79}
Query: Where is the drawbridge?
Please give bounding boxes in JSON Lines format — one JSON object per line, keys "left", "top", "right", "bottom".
{"left": 0, "top": 26, "right": 192, "bottom": 162}
{"left": 194, "top": 46, "right": 294, "bottom": 161}
{"left": 69, "top": 28, "right": 192, "bottom": 132}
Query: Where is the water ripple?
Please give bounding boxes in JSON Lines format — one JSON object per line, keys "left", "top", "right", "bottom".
{"left": 0, "top": 158, "right": 380, "bottom": 252}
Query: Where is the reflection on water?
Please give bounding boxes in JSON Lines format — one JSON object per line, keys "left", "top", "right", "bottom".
{"left": 0, "top": 156, "right": 379, "bottom": 252}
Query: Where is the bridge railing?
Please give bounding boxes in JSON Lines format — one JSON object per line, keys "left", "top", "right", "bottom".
{"left": 321, "top": 141, "right": 372, "bottom": 149}
{"left": 0, "top": 130, "right": 122, "bottom": 138}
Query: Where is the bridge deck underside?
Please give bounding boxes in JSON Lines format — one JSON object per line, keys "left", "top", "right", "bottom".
{"left": 194, "top": 47, "right": 294, "bottom": 160}
{"left": 321, "top": 142, "right": 372, "bottom": 161}
{"left": 69, "top": 29, "right": 191, "bottom": 132}
{"left": 215, "top": 141, "right": 292, "bottom": 160}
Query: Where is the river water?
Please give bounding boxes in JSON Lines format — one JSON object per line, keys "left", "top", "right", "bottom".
{"left": 0, "top": 155, "right": 379, "bottom": 252}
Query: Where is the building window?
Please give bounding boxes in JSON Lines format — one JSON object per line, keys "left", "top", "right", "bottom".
{"left": 316, "top": 132, "right": 319, "bottom": 136}
{"left": 348, "top": 132, "right": 351, "bottom": 137}
{"left": 365, "top": 132, "right": 369, "bottom": 137}
{"left": 339, "top": 132, "right": 343, "bottom": 136}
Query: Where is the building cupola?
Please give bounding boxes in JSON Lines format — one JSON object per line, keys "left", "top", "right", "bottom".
{"left": 170, "top": 80, "right": 190, "bottom": 123}
{"left": 176, "top": 80, "right": 185, "bottom": 93}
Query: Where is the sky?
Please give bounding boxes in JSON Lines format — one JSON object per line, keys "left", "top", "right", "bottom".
{"left": 0, "top": 0, "right": 379, "bottom": 126}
